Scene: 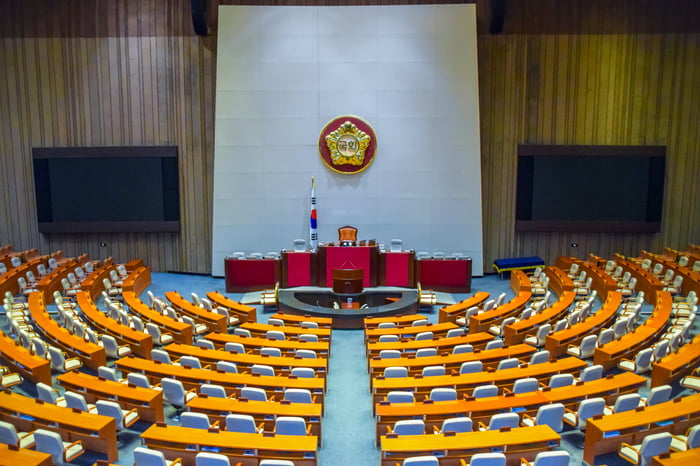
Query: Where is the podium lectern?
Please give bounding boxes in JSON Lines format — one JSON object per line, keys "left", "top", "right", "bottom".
{"left": 332, "top": 269, "right": 364, "bottom": 294}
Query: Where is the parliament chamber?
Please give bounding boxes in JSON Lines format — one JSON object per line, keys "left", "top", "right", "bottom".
{"left": 1, "top": 1, "right": 700, "bottom": 466}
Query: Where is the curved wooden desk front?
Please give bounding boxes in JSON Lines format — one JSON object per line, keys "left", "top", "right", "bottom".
{"left": 469, "top": 290, "right": 532, "bottom": 334}
{"left": 206, "top": 291, "right": 257, "bottom": 323}
{"left": 163, "top": 343, "right": 328, "bottom": 377}
{"left": 206, "top": 332, "right": 330, "bottom": 357}
{"left": 503, "top": 290, "right": 576, "bottom": 345}
{"left": 77, "top": 290, "right": 153, "bottom": 358}
{"left": 241, "top": 323, "right": 332, "bottom": 342}
{"left": 366, "top": 332, "right": 494, "bottom": 358}
{"left": 438, "top": 291, "right": 490, "bottom": 324}
{"left": 368, "top": 343, "right": 536, "bottom": 378}
{"left": 375, "top": 371, "right": 646, "bottom": 444}
{"left": 122, "top": 290, "right": 193, "bottom": 344}
{"left": 186, "top": 394, "right": 323, "bottom": 437}
{"left": 165, "top": 290, "right": 228, "bottom": 333}
{"left": 594, "top": 290, "right": 673, "bottom": 370}
{"left": 371, "top": 357, "right": 587, "bottom": 403}
{"left": 0, "top": 391, "right": 118, "bottom": 462}
{"left": 57, "top": 370, "right": 164, "bottom": 423}
{"left": 380, "top": 425, "right": 559, "bottom": 466}
{"left": 0, "top": 329, "right": 51, "bottom": 385}
{"left": 141, "top": 424, "right": 318, "bottom": 466}
{"left": 584, "top": 392, "right": 700, "bottom": 465}
{"left": 28, "top": 292, "right": 106, "bottom": 371}
{"left": 115, "top": 355, "right": 326, "bottom": 399}
{"left": 651, "top": 332, "right": 700, "bottom": 387}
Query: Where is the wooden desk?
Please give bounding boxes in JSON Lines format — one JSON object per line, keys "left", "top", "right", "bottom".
{"left": 57, "top": 370, "right": 164, "bottom": 423}
{"left": 280, "top": 250, "right": 318, "bottom": 287}
{"left": 416, "top": 257, "right": 473, "bottom": 293}
{"left": 438, "top": 292, "right": 490, "bottom": 324}
{"left": 164, "top": 343, "right": 328, "bottom": 376}
{"left": 643, "top": 253, "right": 700, "bottom": 296}
{"left": 619, "top": 258, "right": 665, "bottom": 305}
{"left": 379, "top": 250, "right": 416, "bottom": 287}
{"left": 375, "top": 372, "right": 646, "bottom": 441}
{"left": 651, "top": 332, "right": 700, "bottom": 387}
{"left": 0, "top": 256, "right": 48, "bottom": 296}
{"left": 269, "top": 312, "right": 333, "bottom": 328}
{"left": 503, "top": 290, "right": 576, "bottom": 345}
{"left": 364, "top": 314, "right": 432, "bottom": 330}
{"left": 122, "top": 290, "right": 193, "bottom": 344}
{"left": 206, "top": 291, "right": 257, "bottom": 323}
{"left": 368, "top": 343, "right": 536, "bottom": 378}
{"left": 0, "top": 444, "right": 52, "bottom": 466}
{"left": 653, "top": 448, "right": 700, "bottom": 465}
{"left": 380, "top": 425, "right": 559, "bottom": 466}
{"left": 0, "top": 391, "right": 118, "bottom": 462}
{"left": 79, "top": 263, "right": 117, "bottom": 301}
{"left": 544, "top": 266, "right": 575, "bottom": 294}
{"left": 206, "top": 332, "right": 330, "bottom": 357}
{"left": 371, "top": 357, "right": 587, "bottom": 403}
{"left": 77, "top": 290, "right": 153, "bottom": 358}
{"left": 115, "top": 355, "right": 326, "bottom": 399}
{"left": 224, "top": 257, "right": 281, "bottom": 293}
{"left": 584, "top": 392, "right": 700, "bottom": 465}
{"left": 28, "top": 292, "right": 106, "bottom": 371}
{"left": 366, "top": 332, "right": 494, "bottom": 357}
{"left": 469, "top": 290, "right": 532, "bottom": 334}
{"left": 0, "top": 329, "right": 52, "bottom": 385}
{"left": 34, "top": 258, "right": 78, "bottom": 303}
{"left": 594, "top": 290, "right": 673, "bottom": 370}
{"left": 241, "top": 323, "right": 331, "bottom": 342}
{"left": 545, "top": 290, "right": 622, "bottom": 358}
{"left": 186, "top": 394, "right": 323, "bottom": 437}
{"left": 365, "top": 322, "right": 459, "bottom": 343}
{"left": 165, "top": 290, "right": 228, "bottom": 333}
{"left": 120, "top": 266, "right": 152, "bottom": 295}
{"left": 141, "top": 424, "right": 318, "bottom": 466}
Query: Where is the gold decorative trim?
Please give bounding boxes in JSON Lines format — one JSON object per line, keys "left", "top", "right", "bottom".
{"left": 318, "top": 115, "right": 377, "bottom": 175}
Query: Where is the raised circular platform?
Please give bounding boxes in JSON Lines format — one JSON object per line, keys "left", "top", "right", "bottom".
{"left": 277, "top": 287, "right": 419, "bottom": 329}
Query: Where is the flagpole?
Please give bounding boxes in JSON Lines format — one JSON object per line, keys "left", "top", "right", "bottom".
{"left": 310, "top": 177, "right": 318, "bottom": 251}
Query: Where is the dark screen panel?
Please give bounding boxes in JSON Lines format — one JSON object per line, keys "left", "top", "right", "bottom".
{"left": 515, "top": 145, "right": 665, "bottom": 232}
{"left": 32, "top": 146, "right": 180, "bottom": 233}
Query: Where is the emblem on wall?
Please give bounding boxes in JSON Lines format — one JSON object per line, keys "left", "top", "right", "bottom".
{"left": 318, "top": 116, "right": 377, "bottom": 174}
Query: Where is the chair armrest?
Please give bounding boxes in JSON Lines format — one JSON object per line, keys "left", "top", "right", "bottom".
{"left": 521, "top": 413, "right": 535, "bottom": 422}
{"left": 619, "top": 442, "right": 639, "bottom": 454}
{"left": 432, "top": 425, "right": 440, "bottom": 434}
{"left": 459, "top": 459, "right": 468, "bottom": 466}
{"left": 268, "top": 395, "right": 276, "bottom": 402}
{"left": 386, "top": 425, "right": 393, "bottom": 434}
{"left": 564, "top": 407, "right": 576, "bottom": 414}
{"left": 62, "top": 440, "right": 83, "bottom": 461}
{"left": 306, "top": 423, "right": 312, "bottom": 435}
{"left": 520, "top": 458, "right": 533, "bottom": 466}
{"left": 477, "top": 421, "right": 487, "bottom": 430}
{"left": 257, "top": 422, "right": 265, "bottom": 434}
{"left": 211, "top": 420, "right": 220, "bottom": 430}
{"left": 171, "top": 459, "right": 184, "bottom": 466}
{"left": 502, "top": 387, "right": 513, "bottom": 395}
{"left": 202, "top": 364, "right": 212, "bottom": 371}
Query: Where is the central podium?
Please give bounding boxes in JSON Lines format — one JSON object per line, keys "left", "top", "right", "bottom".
{"left": 317, "top": 244, "right": 379, "bottom": 288}
{"left": 332, "top": 268, "right": 364, "bottom": 294}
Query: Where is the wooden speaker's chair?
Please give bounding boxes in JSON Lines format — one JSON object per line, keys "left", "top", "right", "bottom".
{"left": 338, "top": 225, "right": 358, "bottom": 246}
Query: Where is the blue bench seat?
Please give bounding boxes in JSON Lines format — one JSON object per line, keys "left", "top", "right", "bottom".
{"left": 492, "top": 256, "right": 545, "bottom": 276}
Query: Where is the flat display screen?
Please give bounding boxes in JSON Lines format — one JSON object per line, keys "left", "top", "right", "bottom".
{"left": 33, "top": 146, "right": 180, "bottom": 233}
{"left": 515, "top": 145, "right": 665, "bottom": 232}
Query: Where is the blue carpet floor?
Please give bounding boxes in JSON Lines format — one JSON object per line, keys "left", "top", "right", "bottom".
{"left": 2, "top": 272, "right": 697, "bottom": 465}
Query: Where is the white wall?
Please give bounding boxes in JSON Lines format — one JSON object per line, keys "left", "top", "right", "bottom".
{"left": 212, "top": 4, "right": 483, "bottom": 277}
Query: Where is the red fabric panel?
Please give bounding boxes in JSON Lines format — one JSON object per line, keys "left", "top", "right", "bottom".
{"left": 225, "top": 259, "right": 278, "bottom": 288}
{"left": 285, "top": 252, "right": 312, "bottom": 287}
{"left": 383, "top": 252, "right": 411, "bottom": 287}
{"left": 324, "top": 246, "right": 372, "bottom": 287}
{"left": 419, "top": 259, "right": 469, "bottom": 287}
